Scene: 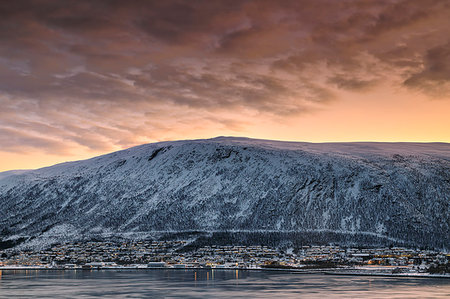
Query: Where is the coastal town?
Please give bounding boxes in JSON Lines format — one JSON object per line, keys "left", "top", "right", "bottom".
{"left": 0, "top": 241, "right": 448, "bottom": 276}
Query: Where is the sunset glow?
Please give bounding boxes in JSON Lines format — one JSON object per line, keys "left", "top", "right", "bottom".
{"left": 1, "top": 0, "right": 449, "bottom": 171}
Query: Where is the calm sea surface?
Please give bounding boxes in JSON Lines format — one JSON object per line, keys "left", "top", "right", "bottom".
{"left": 0, "top": 269, "right": 448, "bottom": 298}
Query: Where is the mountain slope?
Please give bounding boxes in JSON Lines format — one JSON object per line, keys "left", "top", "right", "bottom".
{"left": 1, "top": 137, "right": 449, "bottom": 249}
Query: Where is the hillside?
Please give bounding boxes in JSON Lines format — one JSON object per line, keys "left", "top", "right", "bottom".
{"left": 0, "top": 137, "right": 449, "bottom": 250}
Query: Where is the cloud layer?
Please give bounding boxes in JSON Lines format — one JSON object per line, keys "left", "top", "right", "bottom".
{"left": 0, "top": 0, "right": 449, "bottom": 155}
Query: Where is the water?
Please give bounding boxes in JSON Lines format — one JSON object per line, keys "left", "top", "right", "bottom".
{"left": 0, "top": 269, "right": 448, "bottom": 298}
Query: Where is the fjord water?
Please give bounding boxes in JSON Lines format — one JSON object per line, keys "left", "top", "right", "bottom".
{"left": 0, "top": 270, "right": 448, "bottom": 298}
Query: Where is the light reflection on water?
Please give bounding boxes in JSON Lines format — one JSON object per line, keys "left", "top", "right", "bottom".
{"left": 0, "top": 269, "right": 448, "bottom": 298}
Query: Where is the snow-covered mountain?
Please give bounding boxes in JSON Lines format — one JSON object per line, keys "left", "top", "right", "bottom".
{"left": 1, "top": 137, "right": 449, "bottom": 249}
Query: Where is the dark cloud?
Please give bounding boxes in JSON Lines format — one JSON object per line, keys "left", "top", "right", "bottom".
{"left": 0, "top": 0, "right": 449, "bottom": 154}
{"left": 328, "top": 76, "right": 377, "bottom": 91}
{"left": 403, "top": 42, "right": 450, "bottom": 96}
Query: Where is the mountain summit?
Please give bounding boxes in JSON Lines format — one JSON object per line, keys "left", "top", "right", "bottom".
{"left": 1, "top": 137, "right": 449, "bottom": 249}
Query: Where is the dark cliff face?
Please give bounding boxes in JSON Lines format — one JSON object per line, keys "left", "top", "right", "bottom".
{"left": 0, "top": 137, "right": 449, "bottom": 249}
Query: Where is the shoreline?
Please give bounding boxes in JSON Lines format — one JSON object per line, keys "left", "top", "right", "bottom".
{"left": 1, "top": 266, "right": 448, "bottom": 279}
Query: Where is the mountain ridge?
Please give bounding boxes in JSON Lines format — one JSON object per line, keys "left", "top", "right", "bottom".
{"left": 2, "top": 136, "right": 449, "bottom": 176}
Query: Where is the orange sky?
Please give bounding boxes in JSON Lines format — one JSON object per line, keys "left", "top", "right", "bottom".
{"left": 0, "top": 0, "right": 449, "bottom": 171}
{"left": 2, "top": 86, "right": 448, "bottom": 172}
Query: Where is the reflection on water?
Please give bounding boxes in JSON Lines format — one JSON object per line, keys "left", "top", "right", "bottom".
{"left": 0, "top": 269, "right": 448, "bottom": 298}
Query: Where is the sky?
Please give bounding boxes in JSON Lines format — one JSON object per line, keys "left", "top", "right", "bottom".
{"left": 0, "top": 0, "right": 449, "bottom": 171}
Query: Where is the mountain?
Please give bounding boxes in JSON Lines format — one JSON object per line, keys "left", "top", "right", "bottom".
{"left": 0, "top": 137, "right": 449, "bottom": 250}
